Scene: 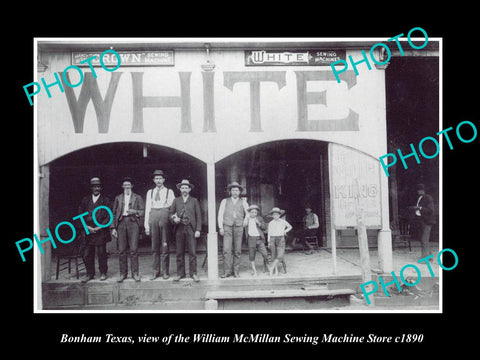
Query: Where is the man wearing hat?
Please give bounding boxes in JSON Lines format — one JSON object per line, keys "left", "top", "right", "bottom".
{"left": 111, "top": 177, "right": 145, "bottom": 282}
{"left": 410, "top": 183, "right": 435, "bottom": 258}
{"left": 77, "top": 177, "right": 112, "bottom": 283}
{"left": 169, "top": 179, "right": 202, "bottom": 282}
{"left": 144, "top": 170, "right": 175, "bottom": 280}
{"left": 217, "top": 181, "right": 249, "bottom": 278}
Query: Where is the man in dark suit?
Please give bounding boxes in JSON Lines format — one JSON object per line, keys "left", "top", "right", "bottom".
{"left": 78, "top": 177, "right": 112, "bottom": 283}
{"left": 411, "top": 183, "right": 435, "bottom": 258}
{"left": 169, "top": 179, "right": 202, "bottom": 282}
{"left": 111, "top": 177, "right": 145, "bottom": 282}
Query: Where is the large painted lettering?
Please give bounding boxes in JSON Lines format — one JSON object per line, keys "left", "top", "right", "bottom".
{"left": 295, "top": 70, "right": 359, "bottom": 131}
{"left": 62, "top": 72, "right": 122, "bottom": 133}
{"left": 63, "top": 70, "right": 361, "bottom": 134}
{"left": 223, "top": 71, "right": 286, "bottom": 132}
{"left": 131, "top": 72, "right": 192, "bottom": 133}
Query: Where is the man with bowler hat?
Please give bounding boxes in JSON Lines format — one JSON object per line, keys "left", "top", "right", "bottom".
{"left": 217, "top": 181, "right": 249, "bottom": 278}
{"left": 111, "top": 177, "right": 145, "bottom": 282}
{"left": 169, "top": 179, "right": 202, "bottom": 282}
{"left": 410, "top": 183, "right": 435, "bottom": 259}
{"left": 145, "top": 170, "right": 175, "bottom": 280}
{"left": 77, "top": 177, "right": 112, "bottom": 283}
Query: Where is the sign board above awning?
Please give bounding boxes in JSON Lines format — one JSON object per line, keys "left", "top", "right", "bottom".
{"left": 245, "top": 50, "right": 346, "bottom": 66}
{"left": 72, "top": 51, "right": 175, "bottom": 67}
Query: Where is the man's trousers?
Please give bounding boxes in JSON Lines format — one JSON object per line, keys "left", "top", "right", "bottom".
{"left": 222, "top": 224, "right": 244, "bottom": 276}
{"left": 175, "top": 224, "right": 197, "bottom": 277}
{"left": 150, "top": 208, "right": 171, "bottom": 276}
{"left": 118, "top": 216, "right": 139, "bottom": 276}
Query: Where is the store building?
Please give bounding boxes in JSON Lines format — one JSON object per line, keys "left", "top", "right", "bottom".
{"left": 35, "top": 39, "right": 439, "bottom": 309}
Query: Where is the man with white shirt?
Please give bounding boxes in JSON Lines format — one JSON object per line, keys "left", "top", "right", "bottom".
{"left": 145, "top": 170, "right": 175, "bottom": 280}
{"left": 77, "top": 177, "right": 112, "bottom": 283}
{"left": 218, "top": 181, "right": 249, "bottom": 278}
{"left": 111, "top": 177, "right": 145, "bottom": 282}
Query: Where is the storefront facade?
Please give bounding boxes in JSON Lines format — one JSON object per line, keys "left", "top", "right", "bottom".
{"left": 36, "top": 39, "right": 397, "bottom": 284}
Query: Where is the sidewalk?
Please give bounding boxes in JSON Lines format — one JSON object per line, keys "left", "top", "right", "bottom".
{"left": 50, "top": 242, "right": 440, "bottom": 282}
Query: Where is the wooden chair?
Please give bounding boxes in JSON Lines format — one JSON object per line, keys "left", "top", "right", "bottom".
{"left": 304, "top": 235, "right": 320, "bottom": 251}
{"left": 390, "top": 219, "right": 412, "bottom": 251}
{"left": 55, "top": 238, "right": 86, "bottom": 280}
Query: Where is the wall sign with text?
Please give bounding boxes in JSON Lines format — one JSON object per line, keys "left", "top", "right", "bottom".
{"left": 72, "top": 51, "right": 175, "bottom": 67}
{"left": 245, "top": 50, "right": 346, "bottom": 66}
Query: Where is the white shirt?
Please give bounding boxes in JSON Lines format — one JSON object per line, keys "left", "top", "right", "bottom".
{"left": 267, "top": 218, "right": 292, "bottom": 237}
{"left": 248, "top": 217, "right": 260, "bottom": 236}
{"left": 415, "top": 195, "right": 423, "bottom": 216}
{"left": 122, "top": 193, "right": 131, "bottom": 216}
{"left": 92, "top": 194, "right": 100, "bottom": 203}
{"left": 144, "top": 186, "right": 175, "bottom": 230}
{"left": 217, "top": 197, "right": 249, "bottom": 229}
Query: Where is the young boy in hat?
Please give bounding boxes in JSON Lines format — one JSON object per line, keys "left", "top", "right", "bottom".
{"left": 243, "top": 205, "right": 269, "bottom": 276}
{"left": 267, "top": 207, "right": 292, "bottom": 276}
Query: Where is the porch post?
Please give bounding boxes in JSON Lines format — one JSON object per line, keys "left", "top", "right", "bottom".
{"left": 377, "top": 165, "right": 393, "bottom": 272}
{"left": 39, "top": 164, "right": 51, "bottom": 282}
{"left": 206, "top": 161, "right": 218, "bottom": 280}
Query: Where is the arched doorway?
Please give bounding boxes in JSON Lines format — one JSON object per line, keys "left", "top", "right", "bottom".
{"left": 48, "top": 142, "right": 207, "bottom": 253}
{"left": 215, "top": 139, "right": 329, "bottom": 249}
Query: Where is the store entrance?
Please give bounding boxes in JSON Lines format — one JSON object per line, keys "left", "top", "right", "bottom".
{"left": 49, "top": 142, "right": 207, "bottom": 252}
{"left": 215, "top": 139, "right": 329, "bottom": 246}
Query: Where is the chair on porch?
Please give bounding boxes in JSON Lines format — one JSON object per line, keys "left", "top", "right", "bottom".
{"left": 390, "top": 219, "right": 412, "bottom": 251}
{"left": 303, "top": 231, "right": 321, "bottom": 252}
{"left": 55, "top": 236, "right": 86, "bottom": 280}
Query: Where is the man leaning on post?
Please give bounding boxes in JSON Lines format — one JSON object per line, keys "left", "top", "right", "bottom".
{"left": 77, "top": 177, "right": 112, "bottom": 283}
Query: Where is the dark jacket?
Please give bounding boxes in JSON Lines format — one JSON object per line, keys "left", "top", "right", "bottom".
{"left": 111, "top": 192, "right": 145, "bottom": 229}
{"left": 418, "top": 193, "right": 435, "bottom": 225}
{"left": 243, "top": 215, "right": 267, "bottom": 242}
{"left": 169, "top": 196, "right": 202, "bottom": 232}
{"left": 77, "top": 194, "right": 112, "bottom": 245}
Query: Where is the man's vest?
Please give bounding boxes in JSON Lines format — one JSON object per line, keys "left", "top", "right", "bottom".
{"left": 223, "top": 198, "right": 245, "bottom": 226}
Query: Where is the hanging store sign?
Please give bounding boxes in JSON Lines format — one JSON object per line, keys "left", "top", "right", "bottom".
{"left": 72, "top": 51, "right": 174, "bottom": 66}
{"left": 329, "top": 143, "right": 382, "bottom": 229}
{"left": 245, "top": 50, "right": 346, "bottom": 66}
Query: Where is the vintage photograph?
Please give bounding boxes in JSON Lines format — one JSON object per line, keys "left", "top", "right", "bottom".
{"left": 33, "top": 37, "right": 440, "bottom": 312}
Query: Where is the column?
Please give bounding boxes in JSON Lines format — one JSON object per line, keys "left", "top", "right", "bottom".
{"left": 206, "top": 161, "right": 218, "bottom": 280}
{"left": 39, "top": 165, "right": 51, "bottom": 282}
{"left": 375, "top": 61, "right": 393, "bottom": 273}
{"left": 378, "top": 163, "right": 393, "bottom": 272}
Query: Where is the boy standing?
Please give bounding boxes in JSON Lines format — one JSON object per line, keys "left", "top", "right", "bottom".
{"left": 267, "top": 207, "right": 292, "bottom": 276}
{"left": 243, "top": 205, "right": 269, "bottom": 276}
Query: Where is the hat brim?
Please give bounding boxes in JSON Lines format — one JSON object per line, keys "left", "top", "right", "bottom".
{"left": 269, "top": 209, "right": 285, "bottom": 215}
{"left": 247, "top": 206, "right": 260, "bottom": 212}
{"left": 227, "top": 185, "right": 243, "bottom": 191}
{"left": 177, "top": 183, "right": 194, "bottom": 189}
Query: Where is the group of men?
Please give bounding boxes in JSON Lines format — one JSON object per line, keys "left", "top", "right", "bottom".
{"left": 78, "top": 170, "right": 202, "bottom": 283}
{"left": 73, "top": 172, "right": 436, "bottom": 284}
{"left": 77, "top": 172, "right": 321, "bottom": 283}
